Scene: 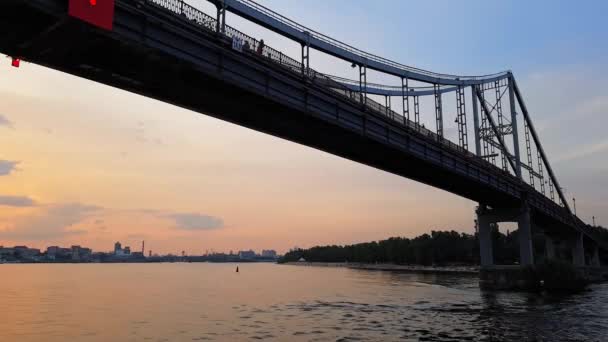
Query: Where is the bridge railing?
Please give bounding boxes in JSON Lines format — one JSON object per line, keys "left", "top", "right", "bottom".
{"left": 145, "top": 0, "right": 472, "bottom": 156}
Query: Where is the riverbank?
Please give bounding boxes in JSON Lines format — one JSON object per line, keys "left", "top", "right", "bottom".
{"left": 283, "top": 262, "right": 479, "bottom": 275}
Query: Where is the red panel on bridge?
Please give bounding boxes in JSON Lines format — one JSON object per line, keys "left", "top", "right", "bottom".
{"left": 68, "top": 0, "right": 115, "bottom": 31}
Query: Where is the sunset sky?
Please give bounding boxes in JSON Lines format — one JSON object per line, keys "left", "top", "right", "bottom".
{"left": 1, "top": 0, "right": 607, "bottom": 254}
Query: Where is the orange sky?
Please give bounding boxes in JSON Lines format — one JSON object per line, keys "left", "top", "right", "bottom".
{"left": 0, "top": 62, "right": 476, "bottom": 254}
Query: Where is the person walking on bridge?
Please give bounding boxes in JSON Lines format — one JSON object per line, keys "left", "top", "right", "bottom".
{"left": 256, "top": 39, "right": 265, "bottom": 55}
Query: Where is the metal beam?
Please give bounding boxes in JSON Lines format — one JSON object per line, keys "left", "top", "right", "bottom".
{"left": 218, "top": 0, "right": 510, "bottom": 86}
{"left": 511, "top": 78, "right": 572, "bottom": 214}
{"left": 508, "top": 75, "right": 522, "bottom": 179}
{"left": 474, "top": 86, "right": 518, "bottom": 174}
{"left": 471, "top": 85, "right": 482, "bottom": 156}
{"left": 434, "top": 84, "right": 443, "bottom": 138}
{"left": 325, "top": 74, "right": 460, "bottom": 97}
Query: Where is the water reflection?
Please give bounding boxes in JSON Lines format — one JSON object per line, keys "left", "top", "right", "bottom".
{"left": 0, "top": 263, "right": 606, "bottom": 341}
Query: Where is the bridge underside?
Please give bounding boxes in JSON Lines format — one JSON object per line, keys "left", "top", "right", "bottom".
{"left": 0, "top": 0, "right": 585, "bottom": 243}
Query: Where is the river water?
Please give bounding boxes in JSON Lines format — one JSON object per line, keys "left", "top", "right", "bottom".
{"left": 0, "top": 263, "right": 606, "bottom": 341}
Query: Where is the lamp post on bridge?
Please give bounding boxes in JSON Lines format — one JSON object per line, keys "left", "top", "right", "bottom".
{"left": 573, "top": 197, "right": 577, "bottom": 217}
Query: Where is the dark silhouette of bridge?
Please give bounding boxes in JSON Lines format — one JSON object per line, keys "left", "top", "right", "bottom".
{"left": 1, "top": 0, "right": 605, "bottom": 274}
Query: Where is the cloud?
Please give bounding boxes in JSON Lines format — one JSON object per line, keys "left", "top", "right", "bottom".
{"left": 554, "top": 138, "right": 608, "bottom": 163}
{"left": 168, "top": 213, "right": 224, "bottom": 231}
{"left": 0, "top": 160, "right": 19, "bottom": 176}
{"left": 0, "top": 203, "right": 100, "bottom": 240}
{"left": 0, "top": 195, "right": 36, "bottom": 207}
{"left": 0, "top": 114, "right": 12, "bottom": 127}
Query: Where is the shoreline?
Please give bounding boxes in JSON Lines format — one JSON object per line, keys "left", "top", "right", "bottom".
{"left": 282, "top": 262, "right": 479, "bottom": 275}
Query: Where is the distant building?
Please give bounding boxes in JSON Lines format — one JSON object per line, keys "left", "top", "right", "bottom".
{"left": 238, "top": 250, "right": 256, "bottom": 260}
{"left": 14, "top": 246, "right": 40, "bottom": 260}
{"left": 0, "top": 246, "right": 15, "bottom": 260}
{"left": 131, "top": 252, "right": 144, "bottom": 258}
{"left": 70, "top": 245, "right": 92, "bottom": 261}
{"left": 114, "top": 242, "right": 131, "bottom": 256}
{"left": 46, "top": 246, "right": 59, "bottom": 260}
{"left": 114, "top": 242, "right": 122, "bottom": 255}
{"left": 71, "top": 245, "right": 80, "bottom": 260}
{"left": 261, "top": 250, "right": 277, "bottom": 259}
{"left": 58, "top": 248, "right": 72, "bottom": 258}
{"left": 80, "top": 248, "right": 92, "bottom": 259}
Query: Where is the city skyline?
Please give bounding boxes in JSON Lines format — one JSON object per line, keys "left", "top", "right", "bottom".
{"left": 0, "top": 239, "right": 279, "bottom": 263}
{"left": 1, "top": 0, "right": 608, "bottom": 254}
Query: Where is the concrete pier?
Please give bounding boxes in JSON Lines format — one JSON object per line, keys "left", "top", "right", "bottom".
{"left": 517, "top": 205, "right": 534, "bottom": 266}
{"left": 545, "top": 235, "right": 556, "bottom": 260}
{"left": 572, "top": 232, "right": 585, "bottom": 267}
{"left": 476, "top": 202, "right": 535, "bottom": 269}
{"left": 591, "top": 245, "right": 601, "bottom": 267}
{"left": 477, "top": 207, "right": 494, "bottom": 267}
{"left": 475, "top": 201, "right": 608, "bottom": 291}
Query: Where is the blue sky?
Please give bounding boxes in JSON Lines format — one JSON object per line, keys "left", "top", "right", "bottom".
{"left": 227, "top": 0, "right": 608, "bottom": 75}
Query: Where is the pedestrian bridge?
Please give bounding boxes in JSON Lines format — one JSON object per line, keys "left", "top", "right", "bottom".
{"left": 0, "top": 0, "right": 605, "bottom": 268}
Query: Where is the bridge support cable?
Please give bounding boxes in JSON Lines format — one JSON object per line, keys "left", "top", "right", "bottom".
{"left": 434, "top": 84, "right": 443, "bottom": 139}
{"left": 413, "top": 95, "right": 421, "bottom": 131}
{"left": 471, "top": 86, "right": 482, "bottom": 156}
{"left": 401, "top": 77, "right": 410, "bottom": 122}
{"left": 219, "top": 0, "right": 510, "bottom": 86}
{"left": 479, "top": 87, "right": 494, "bottom": 163}
{"left": 474, "top": 86, "right": 518, "bottom": 174}
{"left": 456, "top": 86, "right": 469, "bottom": 151}
{"left": 524, "top": 121, "right": 535, "bottom": 188}
{"left": 511, "top": 78, "right": 572, "bottom": 213}
{"left": 508, "top": 76, "right": 522, "bottom": 179}
{"left": 537, "top": 149, "right": 546, "bottom": 195}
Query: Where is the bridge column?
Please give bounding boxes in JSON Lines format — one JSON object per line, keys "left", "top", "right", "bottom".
{"left": 433, "top": 84, "right": 443, "bottom": 139}
{"left": 215, "top": 0, "right": 227, "bottom": 34}
{"left": 545, "top": 235, "right": 556, "bottom": 260}
{"left": 572, "top": 232, "right": 585, "bottom": 266}
{"left": 471, "top": 85, "right": 482, "bottom": 156}
{"left": 359, "top": 64, "right": 367, "bottom": 105}
{"left": 301, "top": 32, "right": 310, "bottom": 76}
{"left": 591, "top": 244, "right": 601, "bottom": 267}
{"left": 517, "top": 204, "right": 534, "bottom": 266}
{"left": 401, "top": 77, "right": 409, "bottom": 122}
{"left": 477, "top": 205, "right": 494, "bottom": 267}
{"left": 508, "top": 75, "right": 522, "bottom": 179}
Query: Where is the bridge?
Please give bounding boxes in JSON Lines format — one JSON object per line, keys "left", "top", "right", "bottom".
{"left": 1, "top": 0, "right": 605, "bottom": 279}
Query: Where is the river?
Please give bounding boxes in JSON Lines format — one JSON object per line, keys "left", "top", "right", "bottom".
{"left": 0, "top": 263, "right": 606, "bottom": 341}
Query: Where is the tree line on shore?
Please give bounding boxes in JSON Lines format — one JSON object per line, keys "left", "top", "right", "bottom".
{"left": 280, "top": 226, "right": 608, "bottom": 266}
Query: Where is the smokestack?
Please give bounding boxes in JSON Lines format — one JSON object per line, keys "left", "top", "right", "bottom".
{"left": 142, "top": 240, "right": 145, "bottom": 254}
